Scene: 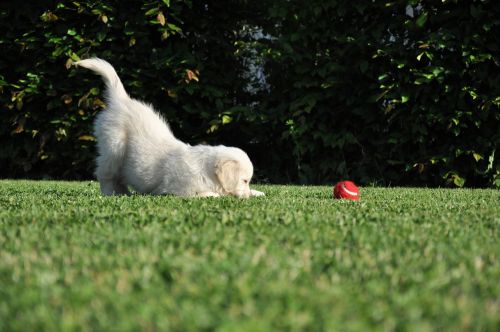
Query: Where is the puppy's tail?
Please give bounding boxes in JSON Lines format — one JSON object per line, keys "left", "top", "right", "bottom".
{"left": 74, "top": 58, "right": 128, "bottom": 100}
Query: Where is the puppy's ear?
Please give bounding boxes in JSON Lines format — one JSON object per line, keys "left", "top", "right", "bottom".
{"left": 215, "top": 160, "right": 239, "bottom": 192}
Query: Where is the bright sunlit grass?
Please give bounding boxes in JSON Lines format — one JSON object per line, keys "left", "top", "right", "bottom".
{"left": 0, "top": 180, "right": 498, "bottom": 331}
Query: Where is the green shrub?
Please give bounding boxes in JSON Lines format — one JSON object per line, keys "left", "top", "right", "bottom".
{"left": 0, "top": 0, "right": 257, "bottom": 179}
{"left": 256, "top": 0, "right": 499, "bottom": 187}
{"left": 0, "top": 0, "right": 498, "bottom": 187}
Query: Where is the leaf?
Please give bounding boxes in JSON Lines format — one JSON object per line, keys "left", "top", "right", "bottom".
{"left": 12, "top": 119, "right": 25, "bottom": 134}
{"left": 93, "top": 98, "right": 106, "bottom": 108}
{"left": 157, "top": 12, "right": 166, "bottom": 26}
{"left": 167, "top": 23, "right": 182, "bottom": 33}
{"left": 472, "top": 152, "right": 483, "bottom": 162}
{"left": 453, "top": 175, "right": 465, "bottom": 187}
{"left": 372, "top": 89, "right": 390, "bottom": 102}
{"left": 61, "top": 94, "right": 73, "bottom": 104}
{"left": 78, "top": 135, "right": 96, "bottom": 141}
{"left": 167, "top": 90, "right": 177, "bottom": 98}
{"left": 162, "top": 0, "right": 170, "bottom": 6}
{"left": 16, "top": 99, "right": 23, "bottom": 110}
{"left": 431, "top": 66, "right": 443, "bottom": 77}
{"left": 40, "top": 11, "right": 58, "bottom": 22}
{"left": 444, "top": 172, "right": 466, "bottom": 187}
{"left": 207, "top": 123, "right": 219, "bottom": 133}
{"left": 378, "top": 73, "right": 389, "bottom": 82}
{"left": 414, "top": 77, "right": 427, "bottom": 85}
{"left": 413, "top": 163, "right": 425, "bottom": 173}
{"left": 89, "top": 87, "right": 100, "bottom": 96}
{"left": 145, "top": 8, "right": 159, "bottom": 16}
{"left": 416, "top": 12, "right": 428, "bottom": 27}
{"left": 96, "top": 32, "right": 106, "bottom": 42}
{"left": 68, "top": 52, "right": 80, "bottom": 61}
{"left": 65, "top": 58, "right": 73, "bottom": 69}
{"left": 222, "top": 115, "right": 232, "bottom": 125}
{"left": 186, "top": 69, "right": 199, "bottom": 82}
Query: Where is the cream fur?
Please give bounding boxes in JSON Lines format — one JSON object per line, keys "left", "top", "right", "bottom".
{"left": 74, "top": 58, "right": 264, "bottom": 198}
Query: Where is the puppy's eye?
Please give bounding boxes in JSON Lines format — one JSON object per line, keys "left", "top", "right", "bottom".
{"left": 243, "top": 180, "right": 248, "bottom": 184}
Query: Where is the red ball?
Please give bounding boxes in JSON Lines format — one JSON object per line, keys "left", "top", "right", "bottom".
{"left": 333, "top": 181, "right": 360, "bottom": 200}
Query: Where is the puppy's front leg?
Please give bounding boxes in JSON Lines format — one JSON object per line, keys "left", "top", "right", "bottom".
{"left": 197, "top": 192, "right": 221, "bottom": 198}
{"left": 250, "top": 189, "right": 265, "bottom": 197}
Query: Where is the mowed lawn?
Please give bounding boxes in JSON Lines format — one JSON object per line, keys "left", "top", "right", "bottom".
{"left": 0, "top": 180, "right": 498, "bottom": 331}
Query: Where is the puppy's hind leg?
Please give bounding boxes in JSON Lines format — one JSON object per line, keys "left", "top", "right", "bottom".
{"left": 95, "top": 155, "right": 119, "bottom": 195}
{"left": 95, "top": 133, "right": 128, "bottom": 196}
{"left": 113, "top": 178, "right": 131, "bottom": 195}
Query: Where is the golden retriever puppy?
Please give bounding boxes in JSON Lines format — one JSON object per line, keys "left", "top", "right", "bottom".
{"left": 75, "top": 58, "right": 264, "bottom": 198}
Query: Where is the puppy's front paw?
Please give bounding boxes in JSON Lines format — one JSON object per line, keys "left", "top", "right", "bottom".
{"left": 197, "top": 192, "right": 221, "bottom": 198}
{"left": 250, "top": 189, "right": 265, "bottom": 197}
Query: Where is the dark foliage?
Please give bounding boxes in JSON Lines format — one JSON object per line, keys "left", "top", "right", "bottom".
{"left": 1, "top": 0, "right": 498, "bottom": 186}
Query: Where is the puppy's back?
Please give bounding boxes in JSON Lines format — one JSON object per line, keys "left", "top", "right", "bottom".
{"left": 76, "top": 58, "right": 180, "bottom": 147}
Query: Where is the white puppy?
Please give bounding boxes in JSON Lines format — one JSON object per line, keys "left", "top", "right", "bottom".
{"left": 75, "top": 58, "right": 264, "bottom": 198}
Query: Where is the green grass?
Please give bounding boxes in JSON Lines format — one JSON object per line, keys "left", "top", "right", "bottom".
{"left": 0, "top": 180, "right": 498, "bottom": 331}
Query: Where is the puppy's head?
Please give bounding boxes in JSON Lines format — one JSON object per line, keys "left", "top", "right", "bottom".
{"left": 215, "top": 147, "right": 253, "bottom": 198}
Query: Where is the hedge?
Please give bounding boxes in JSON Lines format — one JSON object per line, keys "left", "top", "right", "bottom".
{"left": 1, "top": 0, "right": 498, "bottom": 187}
